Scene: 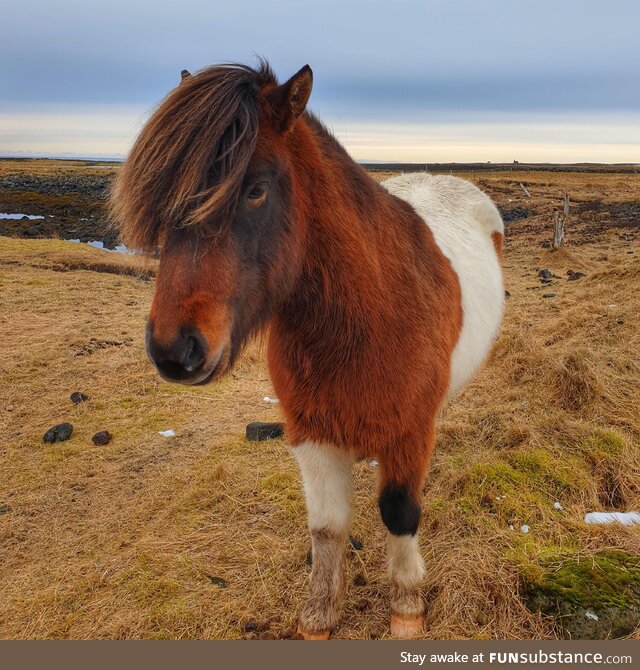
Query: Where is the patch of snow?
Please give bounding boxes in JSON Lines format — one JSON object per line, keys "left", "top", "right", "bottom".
{"left": 263, "top": 396, "right": 279, "bottom": 404}
{"left": 64, "top": 239, "right": 135, "bottom": 255}
{"left": 520, "top": 524, "right": 529, "bottom": 534}
{"left": 0, "top": 212, "right": 45, "bottom": 220}
{"left": 585, "top": 610, "right": 599, "bottom": 621}
{"left": 158, "top": 429, "right": 176, "bottom": 438}
{"left": 553, "top": 501, "right": 563, "bottom": 510}
{"left": 584, "top": 511, "right": 640, "bottom": 526}
{"left": 66, "top": 239, "right": 80, "bottom": 244}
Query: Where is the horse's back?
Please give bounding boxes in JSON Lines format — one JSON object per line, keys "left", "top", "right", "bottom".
{"left": 382, "top": 172, "right": 504, "bottom": 397}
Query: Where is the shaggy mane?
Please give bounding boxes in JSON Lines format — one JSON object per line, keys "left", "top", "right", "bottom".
{"left": 110, "top": 61, "right": 277, "bottom": 251}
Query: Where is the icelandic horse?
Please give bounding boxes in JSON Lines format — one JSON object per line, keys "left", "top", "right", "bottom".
{"left": 110, "top": 61, "right": 504, "bottom": 639}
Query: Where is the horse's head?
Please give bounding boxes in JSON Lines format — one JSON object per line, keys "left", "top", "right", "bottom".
{"left": 110, "top": 62, "right": 313, "bottom": 384}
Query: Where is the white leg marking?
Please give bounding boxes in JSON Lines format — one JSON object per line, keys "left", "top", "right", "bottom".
{"left": 388, "top": 533, "right": 425, "bottom": 591}
{"left": 292, "top": 441, "right": 353, "bottom": 533}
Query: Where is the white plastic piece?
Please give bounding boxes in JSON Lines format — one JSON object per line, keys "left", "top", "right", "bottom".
{"left": 263, "top": 396, "right": 279, "bottom": 404}
{"left": 158, "top": 429, "right": 176, "bottom": 437}
{"left": 584, "top": 511, "right": 640, "bottom": 526}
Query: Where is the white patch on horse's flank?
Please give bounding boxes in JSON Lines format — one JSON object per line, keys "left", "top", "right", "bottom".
{"left": 292, "top": 442, "right": 353, "bottom": 534}
{"left": 382, "top": 173, "right": 504, "bottom": 397}
{"left": 387, "top": 533, "right": 425, "bottom": 590}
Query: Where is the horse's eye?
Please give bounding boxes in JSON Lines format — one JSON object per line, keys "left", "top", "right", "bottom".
{"left": 247, "top": 182, "right": 268, "bottom": 208}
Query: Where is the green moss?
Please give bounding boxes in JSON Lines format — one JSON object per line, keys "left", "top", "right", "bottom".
{"left": 507, "top": 448, "right": 591, "bottom": 497}
{"left": 580, "top": 431, "right": 626, "bottom": 462}
{"left": 525, "top": 550, "right": 640, "bottom": 610}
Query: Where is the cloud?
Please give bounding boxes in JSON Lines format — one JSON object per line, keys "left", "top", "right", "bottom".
{"left": 2, "top": 0, "right": 639, "bottom": 115}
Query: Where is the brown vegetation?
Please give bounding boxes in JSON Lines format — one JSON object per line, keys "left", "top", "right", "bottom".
{"left": 0, "top": 164, "right": 639, "bottom": 639}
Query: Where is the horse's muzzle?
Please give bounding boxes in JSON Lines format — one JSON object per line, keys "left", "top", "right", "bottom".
{"left": 145, "top": 322, "right": 223, "bottom": 385}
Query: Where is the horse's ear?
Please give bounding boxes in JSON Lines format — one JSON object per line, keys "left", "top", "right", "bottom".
{"left": 181, "top": 69, "right": 191, "bottom": 82}
{"left": 267, "top": 65, "right": 313, "bottom": 133}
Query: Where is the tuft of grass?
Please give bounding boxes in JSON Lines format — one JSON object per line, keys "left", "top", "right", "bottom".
{"left": 2, "top": 166, "right": 640, "bottom": 640}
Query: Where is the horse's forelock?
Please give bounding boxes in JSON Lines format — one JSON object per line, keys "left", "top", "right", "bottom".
{"left": 110, "top": 61, "right": 277, "bottom": 251}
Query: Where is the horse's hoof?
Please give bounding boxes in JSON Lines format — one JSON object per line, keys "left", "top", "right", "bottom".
{"left": 390, "top": 613, "right": 424, "bottom": 638}
{"left": 296, "top": 624, "right": 330, "bottom": 640}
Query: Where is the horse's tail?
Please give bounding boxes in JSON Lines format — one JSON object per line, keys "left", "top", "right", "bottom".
{"left": 472, "top": 197, "right": 504, "bottom": 257}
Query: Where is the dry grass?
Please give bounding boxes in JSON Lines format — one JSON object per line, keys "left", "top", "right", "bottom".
{"left": 0, "top": 169, "right": 639, "bottom": 639}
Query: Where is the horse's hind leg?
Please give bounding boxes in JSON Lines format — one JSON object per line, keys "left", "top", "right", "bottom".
{"left": 292, "top": 441, "right": 353, "bottom": 639}
{"left": 378, "top": 432, "right": 433, "bottom": 638}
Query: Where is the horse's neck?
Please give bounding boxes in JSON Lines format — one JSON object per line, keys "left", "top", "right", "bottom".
{"left": 279, "top": 117, "right": 421, "bottom": 332}
{"left": 296, "top": 115, "right": 399, "bottom": 264}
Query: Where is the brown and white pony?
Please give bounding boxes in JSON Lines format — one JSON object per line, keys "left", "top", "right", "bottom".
{"left": 110, "top": 61, "right": 504, "bottom": 639}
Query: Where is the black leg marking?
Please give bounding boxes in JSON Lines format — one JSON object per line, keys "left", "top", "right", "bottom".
{"left": 379, "top": 484, "right": 421, "bottom": 536}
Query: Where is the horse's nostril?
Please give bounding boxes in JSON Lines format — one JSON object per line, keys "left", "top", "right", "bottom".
{"left": 147, "top": 326, "right": 208, "bottom": 381}
{"left": 183, "top": 334, "right": 206, "bottom": 373}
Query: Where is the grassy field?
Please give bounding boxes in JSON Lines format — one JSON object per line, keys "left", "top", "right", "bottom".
{"left": 1, "top": 164, "right": 639, "bottom": 639}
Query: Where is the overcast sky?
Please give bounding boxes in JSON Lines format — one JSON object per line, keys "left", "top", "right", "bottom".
{"left": 2, "top": 0, "right": 639, "bottom": 162}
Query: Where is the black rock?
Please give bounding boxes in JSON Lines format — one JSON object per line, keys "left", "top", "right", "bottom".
{"left": 543, "top": 293, "right": 557, "bottom": 299}
{"left": 538, "top": 268, "right": 553, "bottom": 280}
{"left": 567, "top": 270, "right": 586, "bottom": 281}
{"left": 306, "top": 549, "right": 313, "bottom": 566}
{"left": 245, "top": 422, "right": 284, "bottom": 441}
{"left": 0, "top": 503, "right": 12, "bottom": 514}
{"left": 209, "top": 576, "right": 228, "bottom": 588}
{"left": 92, "top": 430, "right": 112, "bottom": 446}
{"left": 504, "top": 290, "right": 511, "bottom": 300}
{"left": 349, "top": 536, "right": 364, "bottom": 551}
{"left": 70, "top": 391, "right": 90, "bottom": 404}
{"left": 43, "top": 422, "right": 73, "bottom": 443}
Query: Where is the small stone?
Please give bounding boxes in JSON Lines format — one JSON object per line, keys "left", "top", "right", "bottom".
{"left": 543, "top": 293, "right": 556, "bottom": 299}
{"left": 355, "top": 598, "right": 369, "bottom": 611}
{"left": 5, "top": 404, "right": 14, "bottom": 412}
{"left": 209, "top": 576, "right": 227, "bottom": 588}
{"left": 92, "top": 430, "right": 112, "bottom": 446}
{"left": 43, "top": 422, "right": 73, "bottom": 443}
{"left": 0, "top": 503, "right": 12, "bottom": 514}
{"left": 245, "top": 422, "right": 285, "bottom": 442}
{"left": 306, "top": 549, "right": 313, "bottom": 566}
{"left": 521, "top": 524, "right": 530, "bottom": 534}
{"left": 538, "top": 268, "right": 553, "bottom": 280}
{"left": 349, "top": 536, "right": 363, "bottom": 551}
{"left": 243, "top": 621, "right": 259, "bottom": 633}
{"left": 504, "top": 290, "right": 511, "bottom": 300}
{"left": 70, "top": 391, "right": 90, "bottom": 404}
{"left": 553, "top": 501, "right": 563, "bottom": 510}
{"left": 567, "top": 270, "right": 586, "bottom": 281}
{"left": 353, "top": 572, "right": 367, "bottom": 587}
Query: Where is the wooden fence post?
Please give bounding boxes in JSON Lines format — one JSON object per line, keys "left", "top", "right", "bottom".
{"left": 552, "top": 193, "right": 569, "bottom": 250}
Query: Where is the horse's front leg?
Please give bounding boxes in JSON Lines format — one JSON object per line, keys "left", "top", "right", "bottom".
{"left": 292, "top": 441, "right": 353, "bottom": 639}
